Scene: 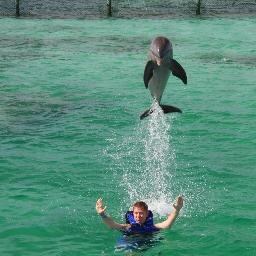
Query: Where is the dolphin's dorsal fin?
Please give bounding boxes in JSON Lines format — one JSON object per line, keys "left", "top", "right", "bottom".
{"left": 143, "top": 60, "right": 156, "bottom": 88}
{"left": 169, "top": 59, "right": 187, "bottom": 84}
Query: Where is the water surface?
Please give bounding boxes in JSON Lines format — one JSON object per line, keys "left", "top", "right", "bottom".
{"left": 0, "top": 17, "right": 255, "bottom": 255}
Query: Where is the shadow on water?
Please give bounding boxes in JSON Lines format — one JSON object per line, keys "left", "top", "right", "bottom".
{"left": 0, "top": 93, "right": 114, "bottom": 136}
{"left": 198, "top": 52, "right": 256, "bottom": 67}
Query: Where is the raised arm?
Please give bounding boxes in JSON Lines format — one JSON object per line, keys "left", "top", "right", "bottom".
{"left": 96, "top": 198, "right": 130, "bottom": 231}
{"left": 154, "top": 196, "right": 183, "bottom": 229}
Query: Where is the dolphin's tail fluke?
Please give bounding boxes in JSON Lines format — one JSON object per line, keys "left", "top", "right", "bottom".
{"left": 140, "top": 108, "right": 153, "bottom": 120}
{"left": 160, "top": 104, "right": 182, "bottom": 114}
{"left": 140, "top": 105, "right": 182, "bottom": 120}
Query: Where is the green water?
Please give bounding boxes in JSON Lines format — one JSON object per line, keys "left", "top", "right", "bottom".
{"left": 0, "top": 17, "right": 255, "bottom": 255}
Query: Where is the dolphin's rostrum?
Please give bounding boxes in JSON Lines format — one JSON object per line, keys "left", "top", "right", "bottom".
{"left": 140, "top": 36, "right": 187, "bottom": 119}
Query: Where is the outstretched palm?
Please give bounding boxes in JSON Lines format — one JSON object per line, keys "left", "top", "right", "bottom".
{"left": 96, "top": 198, "right": 107, "bottom": 214}
{"left": 173, "top": 196, "right": 183, "bottom": 211}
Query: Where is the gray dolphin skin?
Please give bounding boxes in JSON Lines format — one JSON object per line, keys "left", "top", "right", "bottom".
{"left": 140, "top": 36, "right": 187, "bottom": 119}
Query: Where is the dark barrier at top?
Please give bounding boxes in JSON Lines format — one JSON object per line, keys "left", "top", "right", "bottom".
{"left": 1, "top": 0, "right": 256, "bottom": 18}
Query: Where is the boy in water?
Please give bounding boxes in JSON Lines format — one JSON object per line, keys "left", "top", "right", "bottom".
{"left": 96, "top": 196, "right": 183, "bottom": 234}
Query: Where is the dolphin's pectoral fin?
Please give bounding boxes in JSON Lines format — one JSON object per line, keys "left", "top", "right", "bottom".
{"left": 160, "top": 104, "right": 182, "bottom": 114}
{"left": 144, "top": 60, "right": 156, "bottom": 88}
{"left": 169, "top": 59, "right": 187, "bottom": 84}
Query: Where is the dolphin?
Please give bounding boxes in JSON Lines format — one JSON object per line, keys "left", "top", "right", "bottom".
{"left": 140, "top": 36, "right": 187, "bottom": 119}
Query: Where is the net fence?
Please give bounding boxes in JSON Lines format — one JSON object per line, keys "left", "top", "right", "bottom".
{"left": 1, "top": 0, "right": 256, "bottom": 18}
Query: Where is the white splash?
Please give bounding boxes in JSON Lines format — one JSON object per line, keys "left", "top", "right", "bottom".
{"left": 105, "top": 101, "right": 208, "bottom": 218}
{"left": 120, "top": 102, "right": 176, "bottom": 216}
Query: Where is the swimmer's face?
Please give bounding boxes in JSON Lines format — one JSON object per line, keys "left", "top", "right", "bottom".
{"left": 133, "top": 207, "right": 148, "bottom": 225}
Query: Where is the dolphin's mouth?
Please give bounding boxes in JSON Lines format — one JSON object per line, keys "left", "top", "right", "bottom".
{"left": 156, "top": 58, "right": 162, "bottom": 66}
{"left": 151, "top": 50, "right": 161, "bottom": 59}
{"left": 151, "top": 47, "right": 171, "bottom": 58}
{"left": 150, "top": 51, "right": 162, "bottom": 66}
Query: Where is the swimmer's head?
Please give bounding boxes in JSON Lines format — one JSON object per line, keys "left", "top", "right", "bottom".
{"left": 132, "top": 201, "right": 148, "bottom": 225}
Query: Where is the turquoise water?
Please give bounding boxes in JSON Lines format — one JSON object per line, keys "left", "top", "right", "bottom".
{"left": 0, "top": 17, "right": 255, "bottom": 255}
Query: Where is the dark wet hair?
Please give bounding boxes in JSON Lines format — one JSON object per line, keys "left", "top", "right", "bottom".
{"left": 133, "top": 201, "right": 148, "bottom": 212}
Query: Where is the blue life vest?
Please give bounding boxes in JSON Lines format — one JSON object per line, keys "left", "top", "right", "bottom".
{"left": 125, "top": 210, "right": 159, "bottom": 234}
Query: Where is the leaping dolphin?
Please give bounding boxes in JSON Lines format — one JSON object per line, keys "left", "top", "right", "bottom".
{"left": 140, "top": 36, "right": 187, "bottom": 119}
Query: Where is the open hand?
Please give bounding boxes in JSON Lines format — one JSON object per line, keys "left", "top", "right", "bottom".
{"left": 96, "top": 198, "right": 107, "bottom": 214}
{"left": 173, "top": 196, "right": 183, "bottom": 211}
